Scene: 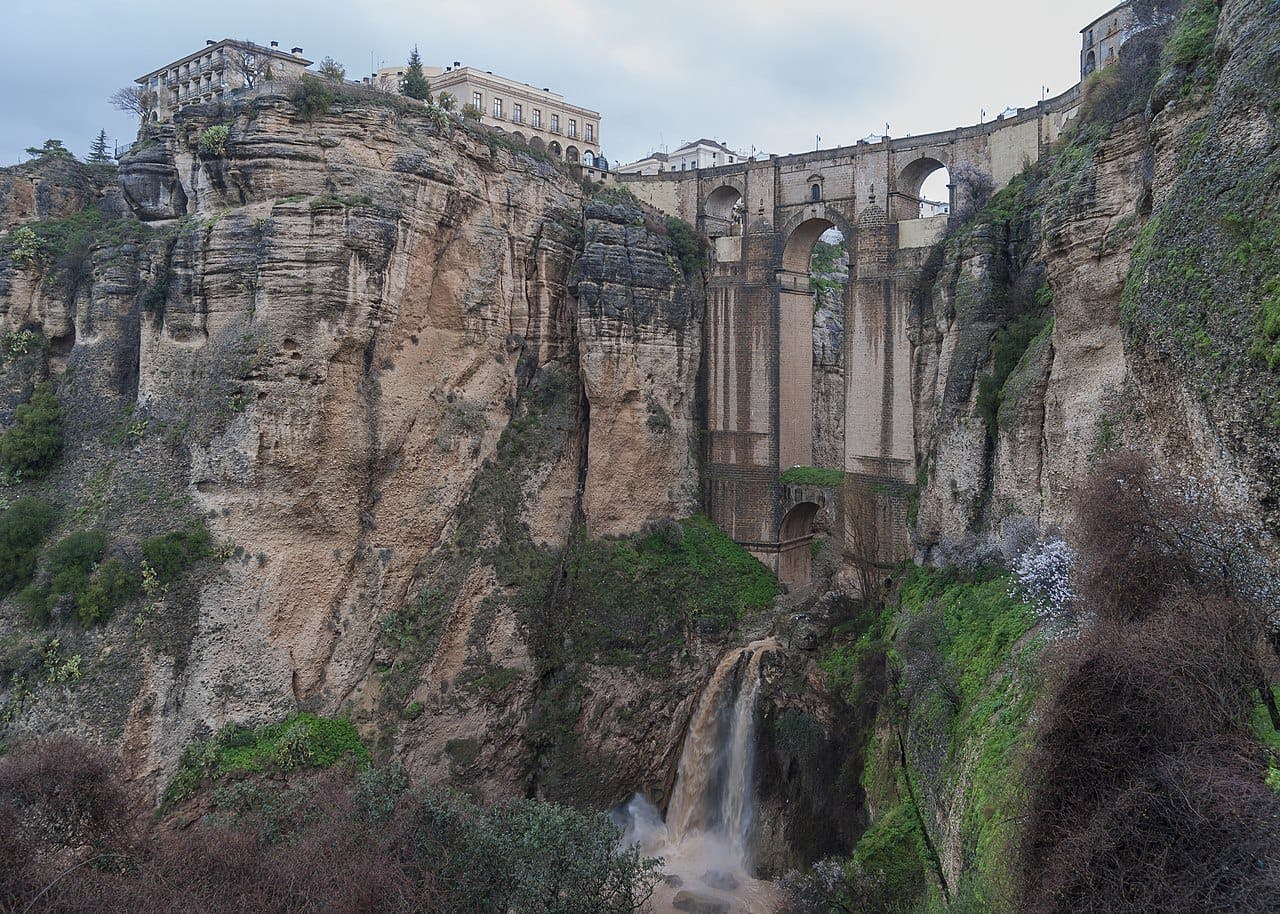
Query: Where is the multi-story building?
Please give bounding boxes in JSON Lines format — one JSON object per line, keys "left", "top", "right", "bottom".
{"left": 136, "top": 39, "right": 312, "bottom": 124}
{"left": 618, "top": 139, "right": 748, "bottom": 175}
{"left": 370, "top": 62, "right": 602, "bottom": 166}
{"left": 615, "top": 151, "right": 670, "bottom": 176}
{"left": 1081, "top": 2, "right": 1138, "bottom": 77}
{"left": 666, "top": 139, "right": 747, "bottom": 172}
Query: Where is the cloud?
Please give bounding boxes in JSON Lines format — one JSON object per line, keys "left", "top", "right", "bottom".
{"left": 0, "top": 0, "right": 1102, "bottom": 167}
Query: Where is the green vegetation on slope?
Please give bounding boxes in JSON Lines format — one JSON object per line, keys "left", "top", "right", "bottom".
{"left": 163, "top": 712, "right": 369, "bottom": 807}
{"left": 828, "top": 566, "right": 1040, "bottom": 912}
{"left": 0, "top": 498, "right": 57, "bottom": 596}
{"left": 563, "top": 516, "right": 779, "bottom": 664}
{"left": 0, "top": 383, "right": 63, "bottom": 480}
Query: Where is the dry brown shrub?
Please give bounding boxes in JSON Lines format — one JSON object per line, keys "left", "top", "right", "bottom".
{"left": 1018, "top": 453, "right": 1280, "bottom": 913}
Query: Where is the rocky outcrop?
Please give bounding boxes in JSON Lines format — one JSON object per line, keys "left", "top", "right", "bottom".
{"left": 0, "top": 91, "right": 716, "bottom": 802}
{"left": 572, "top": 197, "right": 703, "bottom": 536}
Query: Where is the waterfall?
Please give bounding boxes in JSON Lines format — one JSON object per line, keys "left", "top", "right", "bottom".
{"left": 620, "top": 638, "right": 781, "bottom": 914}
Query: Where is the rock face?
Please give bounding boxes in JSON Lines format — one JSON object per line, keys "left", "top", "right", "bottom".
{"left": 912, "top": 0, "right": 1280, "bottom": 551}
{"left": 572, "top": 198, "right": 703, "bottom": 536}
{"left": 0, "top": 92, "right": 710, "bottom": 801}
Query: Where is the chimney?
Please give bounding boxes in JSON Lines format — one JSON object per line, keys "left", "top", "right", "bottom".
{"left": 270, "top": 40, "right": 279, "bottom": 48}
{"left": 453, "top": 61, "right": 461, "bottom": 68}
{"left": 291, "top": 47, "right": 303, "bottom": 56}
{"left": 206, "top": 39, "right": 215, "bottom": 46}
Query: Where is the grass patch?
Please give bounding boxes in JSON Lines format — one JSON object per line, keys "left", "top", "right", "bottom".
{"left": 163, "top": 713, "right": 368, "bottom": 807}
{"left": 781, "top": 466, "right": 847, "bottom": 487}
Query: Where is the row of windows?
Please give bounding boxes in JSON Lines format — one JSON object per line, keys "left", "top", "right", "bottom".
{"left": 470, "top": 92, "right": 594, "bottom": 141}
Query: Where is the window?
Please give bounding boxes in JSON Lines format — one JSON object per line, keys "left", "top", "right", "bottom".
{"left": 728, "top": 157, "right": 735, "bottom": 164}
{"left": 472, "top": 91, "right": 483, "bottom": 109}
{"left": 513, "top": 103, "right": 522, "bottom": 124}
{"left": 568, "top": 118, "right": 576, "bottom": 138}
{"left": 550, "top": 114, "right": 560, "bottom": 133}
{"left": 532, "top": 109, "right": 541, "bottom": 127}
{"left": 811, "top": 183, "right": 822, "bottom": 202}
{"left": 586, "top": 123, "right": 594, "bottom": 142}
{"left": 493, "top": 97, "right": 503, "bottom": 118}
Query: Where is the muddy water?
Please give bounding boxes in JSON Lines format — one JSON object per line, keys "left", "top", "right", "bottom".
{"left": 620, "top": 639, "right": 781, "bottom": 914}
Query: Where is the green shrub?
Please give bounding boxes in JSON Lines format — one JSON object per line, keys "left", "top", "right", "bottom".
{"left": 197, "top": 124, "right": 231, "bottom": 157}
{"left": 76, "top": 558, "right": 136, "bottom": 626}
{"left": 665, "top": 216, "right": 707, "bottom": 277}
{"left": 164, "top": 712, "right": 369, "bottom": 806}
{"left": 0, "top": 383, "right": 63, "bottom": 479}
{"left": 0, "top": 498, "right": 56, "bottom": 595}
{"left": 141, "top": 523, "right": 212, "bottom": 585}
{"left": 291, "top": 76, "right": 335, "bottom": 121}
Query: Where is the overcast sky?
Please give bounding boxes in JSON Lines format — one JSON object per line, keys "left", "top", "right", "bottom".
{"left": 1, "top": 0, "right": 1103, "bottom": 167}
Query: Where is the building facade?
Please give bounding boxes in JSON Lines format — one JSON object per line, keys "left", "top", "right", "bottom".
{"left": 1081, "top": 2, "right": 1137, "bottom": 77}
{"left": 371, "top": 63, "right": 601, "bottom": 166}
{"left": 136, "top": 39, "right": 312, "bottom": 123}
{"left": 667, "top": 139, "right": 747, "bottom": 172}
{"left": 615, "top": 151, "right": 669, "bottom": 176}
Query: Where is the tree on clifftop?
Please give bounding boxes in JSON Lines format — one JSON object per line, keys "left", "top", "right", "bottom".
{"left": 317, "top": 56, "right": 346, "bottom": 82}
{"left": 110, "top": 85, "right": 155, "bottom": 121}
{"left": 87, "top": 130, "right": 112, "bottom": 164}
{"left": 402, "top": 46, "right": 431, "bottom": 101}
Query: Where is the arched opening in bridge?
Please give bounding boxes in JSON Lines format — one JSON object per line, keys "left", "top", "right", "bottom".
{"left": 896, "top": 157, "right": 951, "bottom": 221}
{"left": 704, "top": 185, "right": 744, "bottom": 237}
{"left": 778, "top": 501, "right": 820, "bottom": 587}
{"left": 779, "top": 217, "right": 848, "bottom": 473}
{"left": 809, "top": 228, "right": 849, "bottom": 470}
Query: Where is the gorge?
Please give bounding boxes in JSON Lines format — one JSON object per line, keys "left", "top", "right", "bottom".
{"left": 2, "top": 0, "right": 1280, "bottom": 911}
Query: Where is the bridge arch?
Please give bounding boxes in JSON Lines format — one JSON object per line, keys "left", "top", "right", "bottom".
{"left": 704, "top": 184, "right": 745, "bottom": 237}
{"left": 776, "top": 211, "right": 854, "bottom": 471}
{"left": 778, "top": 501, "right": 821, "bottom": 586}
{"left": 895, "top": 156, "right": 951, "bottom": 220}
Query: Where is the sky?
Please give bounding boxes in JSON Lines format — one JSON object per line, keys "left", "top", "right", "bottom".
{"left": 0, "top": 0, "right": 1104, "bottom": 168}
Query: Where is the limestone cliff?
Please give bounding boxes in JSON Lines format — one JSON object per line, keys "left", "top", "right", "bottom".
{"left": 912, "top": 0, "right": 1279, "bottom": 552}
{"left": 0, "top": 90, "right": 716, "bottom": 806}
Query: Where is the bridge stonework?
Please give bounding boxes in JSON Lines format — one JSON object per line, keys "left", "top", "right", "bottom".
{"left": 620, "top": 88, "right": 1080, "bottom": 586}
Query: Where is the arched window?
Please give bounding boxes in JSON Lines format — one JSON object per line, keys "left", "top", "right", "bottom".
{"left": 811, "top": 183, "right": 822, "bottom": 202}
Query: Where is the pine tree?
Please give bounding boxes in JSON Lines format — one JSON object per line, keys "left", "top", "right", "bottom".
{"left": 402, "top": 46, "right": 431, "bottom": 102}
{"left": 87, "top": 130, "right": 112, "bottom": 164}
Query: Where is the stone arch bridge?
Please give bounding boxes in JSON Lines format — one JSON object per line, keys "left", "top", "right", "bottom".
{"left": 620, "top": 87, "right": 1080, "bottom": 586}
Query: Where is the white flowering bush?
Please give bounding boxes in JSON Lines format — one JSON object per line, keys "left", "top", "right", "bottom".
{"left": 1012, "top": 537, "right": 1076, "bottom": 620}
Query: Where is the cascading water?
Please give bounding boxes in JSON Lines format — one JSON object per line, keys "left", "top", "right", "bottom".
{"left": 619, "top": 638, "right": 781, "bottom": 914}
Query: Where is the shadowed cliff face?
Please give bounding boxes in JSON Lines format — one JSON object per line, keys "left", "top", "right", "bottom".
{"left": 0, "top": 92, "right": 709, "bottom": 800}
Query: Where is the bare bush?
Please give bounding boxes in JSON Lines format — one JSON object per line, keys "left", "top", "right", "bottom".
{"left": 949, "top": 165, "right": 994, "bottom": 224}
{"left": 0, "top": 740, "right": 659, "bottom": 914}
{"left": 1018, "top": 453, "right": 1280, "bottom": 913}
